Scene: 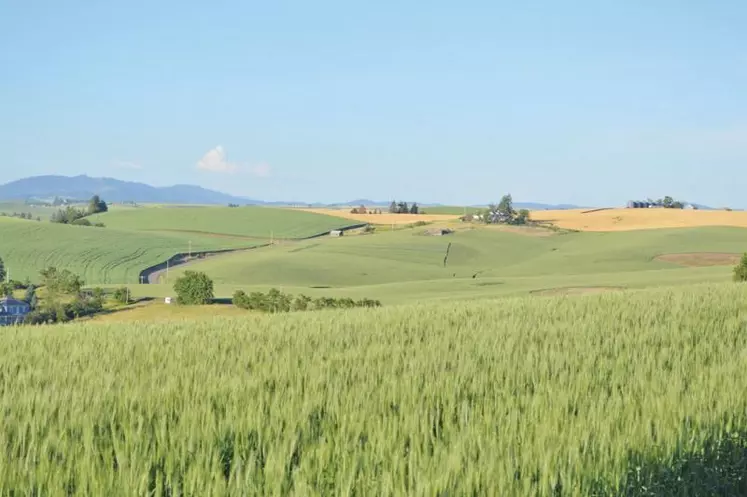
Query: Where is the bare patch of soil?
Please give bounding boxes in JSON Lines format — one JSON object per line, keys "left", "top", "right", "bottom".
{"left": 655, "top": 252, "right": 741, "bottom": 267}
{"left": 531, "top": 286, "right": 624, "bottom": 297}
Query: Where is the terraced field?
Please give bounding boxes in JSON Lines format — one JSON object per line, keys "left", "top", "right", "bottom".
{"left": 0, "top": 218, "right": 256, "bottom": 284}
{"left": 97, "top": 206, "right": 359, "bottom": 238}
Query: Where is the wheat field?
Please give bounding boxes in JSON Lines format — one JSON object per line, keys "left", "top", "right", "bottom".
{"left": 290, "top": 208, "right": 460, "bottom": 225}
{"left": 531, "top": 208, "right": 747, "bottom": 231}
{"left": 2, "top": 284, "right": 747, "bottom": 495}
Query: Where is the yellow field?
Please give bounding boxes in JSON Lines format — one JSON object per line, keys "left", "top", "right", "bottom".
{"left": 530, "top": 208, "right": 747, "bottom": 231}
{"left": 291, "top": 207, "right": 460, "bottom": 225}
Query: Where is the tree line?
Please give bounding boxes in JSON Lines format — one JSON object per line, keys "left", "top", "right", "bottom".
{"left": 50, "top": 195, "right": 108, "bottom": 226}
{"left": 233, "top": 288, "right": 381, "bottom": 313}
{"left": 1, "top": 212, "right": 41, "bottom": 221}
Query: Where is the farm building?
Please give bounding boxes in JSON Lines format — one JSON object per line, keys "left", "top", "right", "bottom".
{"left": 330, "top": 230, "right": 344, "bottom": 237}
{"left": 0, "top": 297, "right": 31, "bottom": 326}
{"left": 626, "top": 200, "right": 656, "bottom": 209}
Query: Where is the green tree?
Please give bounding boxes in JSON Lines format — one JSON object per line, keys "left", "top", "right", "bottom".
{"left": 173, "top": 271, "right": 214, "bottom": 305}
{"left": 88, "top": 195, "right": 108, "bottom": 214}
{"left": 24, "top": 284, "right": 36, "bottom": 304}
{"left": 40, "top": 267, "right": 84, "bottom": 295}
{"left": 409, "top": 203, "right": 419, "bottom": 214}
{"left": 389, "top": 201, "right": 398, "bottom": 214}
{"left": 514, "top": 209, "right": 530, "bottom": 225}
{"left": 733, "top": 253, "right": 747, "bottom": 282}
{"left": 113, "top": 287, "right": 131, "bottom": 304}
{"left": 0, "top": 255, "right": 5, "bottom": 282}
{"left": 498, "top": 194, "right": 515, "bottom": 221}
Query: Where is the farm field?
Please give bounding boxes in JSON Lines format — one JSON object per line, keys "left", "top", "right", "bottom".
{"left": 0, "top": 201, "right": 65, "bottom": 220}
{"left": 0, "top": 217, "right": 257, "bottom": 284}
{"left": 291, "top": 207, "right": 460, "bottom": 225}
{"left": 97, "top": 206, "right": 359, "bottom": 239}
{"left": 158, "top": 225, "right": 747, "bottom": 299}
{"left": 531, "top": 207, "right": 747, "bottom": 231}
{"left": 2, "top": 284, "right": 747, "bottom": 495}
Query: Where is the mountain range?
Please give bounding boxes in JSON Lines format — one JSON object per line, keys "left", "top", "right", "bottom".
{"left": 0, "top": 174, "right": 605, "bottom": 210}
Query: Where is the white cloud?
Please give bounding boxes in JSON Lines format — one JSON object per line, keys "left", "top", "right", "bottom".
{"left": 113, "top": 160, "right": 143, "bottom": 170}
{"left": 196, "top": 145, "right": 239, "bottom": 174}
{"left": 196, "top": 146, "right": 271, "bottom": 177}
{"left": 250, "top": 163, "right": 271, "bottom": 178}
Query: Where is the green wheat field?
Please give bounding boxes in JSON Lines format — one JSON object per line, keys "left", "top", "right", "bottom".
{"left": 2, "top": 283, "right": 747, "bottom": 496}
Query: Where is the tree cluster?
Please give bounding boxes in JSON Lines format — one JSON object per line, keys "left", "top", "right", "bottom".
{"left": 0, "top": 212, "right": 40, "bottom": 221}
{"left": 24, "top": 267, "right": 103, "bottom": 325}
{"left": 227, "top": 203, "right": 240, "bottom": 208}
{"left": 645, "top": 196, "right": 686, "bottom": 209}
{"left": 388, "top": 201, "right": 419, "bottom": 214}
{"left": 233, "top": 288, "right": 381, "bottom": 313}
{"left": 51, "top": 195, "right": 107, "bottom": 225}
{"left": 350, "top": 205, "right": 384, "bottom": 215}
{"left": 173, "top": 271, "right": 215, "bottom": 305}
{"left": 473, "top": 195, "right": 530, "bottom": 225}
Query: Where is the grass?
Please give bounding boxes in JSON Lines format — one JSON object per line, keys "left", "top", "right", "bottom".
{"left": 96, "top": 206, "right": 360, "bottom": 239}
{"left": 161, "top": 226, "right": 747, "bottom": 296}
{"left": 0, "top": 217, "right": 257, "bottom": 284}
{"left": 531, "top": 207, "right": 747, "bottom": 231}
{"left": 2, "top": 283, "right": 747, "bottom": 495}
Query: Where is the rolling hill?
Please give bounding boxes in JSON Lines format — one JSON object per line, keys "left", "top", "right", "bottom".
{"left": 0, "top": 217, "right": 257, "bottom": 284}
{"left": 97, "top": 205, "right": 360, "bottom": 239}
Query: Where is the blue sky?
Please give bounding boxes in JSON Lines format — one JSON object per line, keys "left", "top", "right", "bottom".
{"left": 1, "top": 1, "right": 746, "bottom": 207}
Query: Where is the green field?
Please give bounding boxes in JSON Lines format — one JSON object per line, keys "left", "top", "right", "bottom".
{"left": 0, "top": 218, "right": 257, "bottom": 284}
{"left": 96, "top": 206, "right": 359, "bottom": 239}
{"left": 2, "top": 284, "right": 747, "bottom": 495}
{"left": 0, "top": 201, "right": 65, "bottom": 221}
{"left": 155, "top": 225, "right": 747, "bottom": 301}
{"left": 420, "top": 205, "right": 483, "bottom": 215}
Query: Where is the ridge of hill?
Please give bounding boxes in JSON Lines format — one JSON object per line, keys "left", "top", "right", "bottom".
{"left": 0, "top": 175, "right": 252, "bottom": 205}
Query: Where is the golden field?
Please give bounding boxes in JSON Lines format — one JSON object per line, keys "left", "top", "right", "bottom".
{"left": 530, "top": 208, "right": 747, "bottom": 231}
{"left": 292, "top": 207, "right": 460, "bottom": 225}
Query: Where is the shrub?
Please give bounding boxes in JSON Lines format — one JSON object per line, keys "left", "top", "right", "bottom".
{"left": 113, "top": 287, "right": 132, "bottom": 304}
{"left": 733, "top": 253, "right": 747, "bottom": 282}
{"left": 173, "top": 271, "right": 214, "bottom": 305}
{"left": 71, "top": 218, "right": 92, "bottom": 226}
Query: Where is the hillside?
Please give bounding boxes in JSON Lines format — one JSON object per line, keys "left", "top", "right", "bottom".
{"left": 152, "top": 225, "right": 747, "bottom": 303}
{"left": 97, "top": 205, "right": 360, "bottom": 239}
{"left": 0, "top": 175, "right": 251, "bottom": 205}
{"left": 0, "top": 218, "right": 256, "bottom": 284}
{"left": 3, "top": 284, "right": 747, "bottom": 494}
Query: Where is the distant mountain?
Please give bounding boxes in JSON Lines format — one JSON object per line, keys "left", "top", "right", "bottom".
{"left": 0, "top": 174, "right": 592, "bottom": 209}
{"left": 0, "top": 175, "right": 254, "bottom": 205}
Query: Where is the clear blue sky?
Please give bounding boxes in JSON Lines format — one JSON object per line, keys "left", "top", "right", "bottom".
{"left": 2, "top": 1, "right": 746, "bottom": 207}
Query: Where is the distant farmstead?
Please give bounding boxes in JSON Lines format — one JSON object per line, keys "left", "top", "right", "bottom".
{"left": 0, "top": 297, "right": 31, "bottom": 326}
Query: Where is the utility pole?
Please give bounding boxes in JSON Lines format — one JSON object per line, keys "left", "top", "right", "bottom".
{"left": 166, "top": 259, "right": 169, "bottom": 283}
{"left": 270, "top": 231, "right": 274, "bottom": 245}
{"left": 188, "top": 241, "right": 192, "bottom": 258}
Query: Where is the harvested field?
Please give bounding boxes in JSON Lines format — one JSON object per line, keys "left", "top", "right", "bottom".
{"left": 531, "top": 286, "right": 624, "bottom": 297}
{"left": 291, "top": 208, "right": 460, "bottom": 225}
{"left": 531, "top": 208, "right": 747, "bottom": 232}
{"left": 656, "top": 252, "right": 741, "bottom": 267}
